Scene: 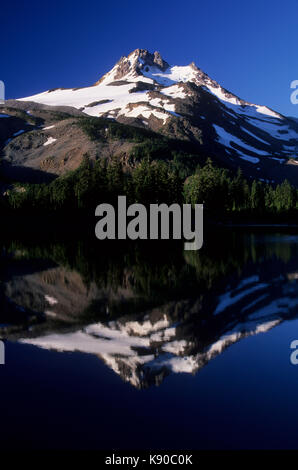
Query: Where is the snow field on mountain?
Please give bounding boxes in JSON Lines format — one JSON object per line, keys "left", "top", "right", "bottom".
{"left": 214, "top": 124, "right": 270, "bottom": 160}
{"left": 16, "top": 48, "right": 298, "bottom": 163}
{"left": 44, "top": 137, "right": 57, "bottom": 146}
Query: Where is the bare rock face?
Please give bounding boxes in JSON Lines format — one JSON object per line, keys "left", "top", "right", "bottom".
{"left": 113, "top": 59, "right": 133, "bottom": 80}
{"left": 0, "top": 101, "right": 142, "bottom": 182}
{"left": 153, "top": 51, "right": 168, "bottom": 70}
{"left": 134, "top": 49, "right": 170, "bottom": 71}
{"left": 95, "top": 49, "right": 170, "bottom": 85}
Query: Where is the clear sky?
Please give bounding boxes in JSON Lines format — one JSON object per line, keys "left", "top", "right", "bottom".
{"left": 2, "top": 0, "right": 298, "bottom": 116}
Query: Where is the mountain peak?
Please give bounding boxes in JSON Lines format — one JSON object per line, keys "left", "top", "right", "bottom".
{"left": 95, "top": 49, "right": 170, "bottom": 85}
{"left": 128, "top": 49, "right": 170, "bottom": 71}
{"left": 18, "top": 47, "right": 293, "bottom": 182}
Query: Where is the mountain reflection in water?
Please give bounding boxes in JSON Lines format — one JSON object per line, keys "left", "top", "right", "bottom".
{"left": 1, "top": 230, "right": 298, "bottom": 389}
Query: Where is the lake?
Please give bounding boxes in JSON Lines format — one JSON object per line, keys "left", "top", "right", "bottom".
{"left": 1, "top": 229, "right": 298, "bottom": 450}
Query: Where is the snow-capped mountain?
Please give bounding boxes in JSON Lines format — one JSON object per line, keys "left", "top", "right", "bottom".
{"left": 3, "top": 232, "right": 298, "bottom": 389}
{"left": 18, "top": 265, "right": 296, "bottom": 389}
{"left": 19, "top": 315, "right": 280, "bottom": 389}
{"left": 19, "top": 48, "right": 298, "bottom": 179}
{"left": 20, "top": 48, "right": 281, "bottom": 122}
{"left": 14, "top": 269, "right": 298, "bottom": 389}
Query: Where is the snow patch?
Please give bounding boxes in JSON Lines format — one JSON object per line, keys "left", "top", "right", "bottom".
{"left": 214, "top": 124, "right": 267, "bottom": 160}
{"left": 45, "top": 295, "right": 58, "bottom": 306}
{"left": 13, "top": 130, "right": 24, "bottom": 137}
{"left": 240, "top": 155, "right": 260, "bottom": 164}
{"left": 43, "top": 137, "right": 57, "bottom": 146}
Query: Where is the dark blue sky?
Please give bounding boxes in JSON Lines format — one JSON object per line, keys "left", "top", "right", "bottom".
{"left": 2, "top": 0, "right": 298, "bottom": 116}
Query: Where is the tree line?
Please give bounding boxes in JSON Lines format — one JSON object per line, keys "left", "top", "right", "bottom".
{"left": 2, "top": 155, "right": 298, "bottom": 219}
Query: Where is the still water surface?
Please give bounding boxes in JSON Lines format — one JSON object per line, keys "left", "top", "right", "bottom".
{"left": 1, "top": 230, "right": 298, "bottom": 449}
